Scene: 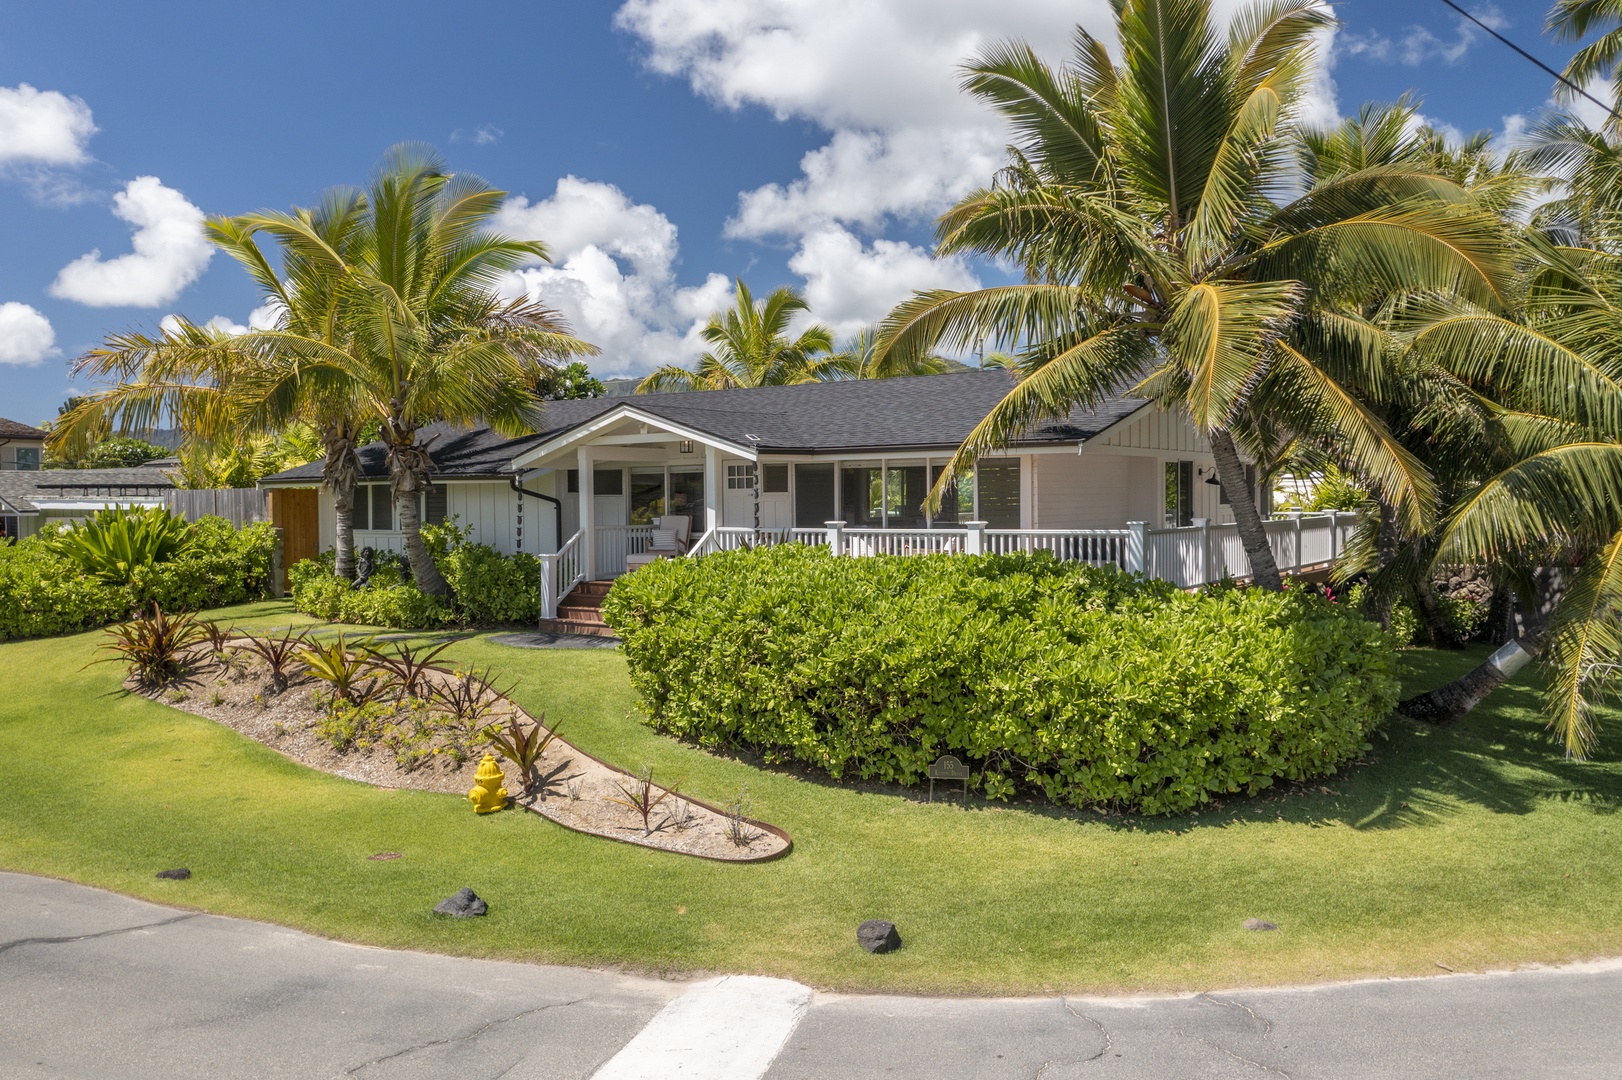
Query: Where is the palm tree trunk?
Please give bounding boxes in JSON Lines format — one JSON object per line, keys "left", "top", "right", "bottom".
{"left": 1397, "top": 568, "right": 1564, "bottom": 723}
{"left": 1210, "top": 429, "right": 1282, "bottom": 591}
{"left": 322, "top": 424, "right": 361, "bottom": 580}
{"left": 386, "top": 437, "right": 450, "bottom": 597}
{"left": 1396, "top": 631, "right": 1545, "bottom": 723}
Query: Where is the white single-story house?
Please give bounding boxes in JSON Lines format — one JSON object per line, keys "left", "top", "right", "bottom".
{"left": 261, "top": 371, "right": 1352, "bottom": 612}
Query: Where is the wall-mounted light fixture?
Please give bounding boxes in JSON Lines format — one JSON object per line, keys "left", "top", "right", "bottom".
{"left": 678, "top": 439, "right": 694, "bottom": 454}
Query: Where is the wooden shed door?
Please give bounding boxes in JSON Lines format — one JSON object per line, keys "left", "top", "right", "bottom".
{"left": 270, "top": 488, "right": 320, "bottom": 590}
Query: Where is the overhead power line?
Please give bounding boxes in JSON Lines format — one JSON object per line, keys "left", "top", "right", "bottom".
{"left": 1435, "top": 0, "right": 1622, "bottom": 124}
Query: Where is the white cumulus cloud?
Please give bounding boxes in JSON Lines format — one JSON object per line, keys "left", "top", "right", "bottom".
{"left": 496, "top": 177, "right": 732, "bottom": 374}
{"left": 48, "top": 177, "right": 213, "bottom": 307}
{"left": 789, "top": 227, "right": 979, "bottom": 337}
{"left": 0, "top": 302, "right": 58, "bottom": 365}
{"left": 0, "top": 83, "right": 96, "bottom": 168}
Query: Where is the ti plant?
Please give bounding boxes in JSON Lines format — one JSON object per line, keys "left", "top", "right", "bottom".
{"left": 94, "top": 603, "right": 208, "bottom": 688}
{"left": 198, "top": 620, "right": 235, "bottom": 665}
{"left": 229, "top": 627, "right": 311, "bottom": 694}
{"left": 486, "top": 713, "right": 565, "bottom": 797}
{"left": 298, "top": 634, "right": 391, "bottom": 707}
{"left": 605, "top": 763, "right": 680, "bottom": 836}
{"left": 364, "top": 638, "right": 457, "bottom": 700}
{"left": 429, "top": 666, "right": 514, "bottom": 731}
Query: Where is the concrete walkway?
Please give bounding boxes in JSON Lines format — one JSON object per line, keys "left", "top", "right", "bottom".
{"left": 3, "top": 871, "right": 1619, "bottom": 1079}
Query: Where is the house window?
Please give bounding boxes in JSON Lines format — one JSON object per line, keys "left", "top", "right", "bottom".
{"left": 425, "top": 485, "right": 448, "bottom": 526}
{"left": 794, "top": 463, "right": 835, "bottom": 528}
{"left": 885, "top": 465, "right": 929, "bottom": 529}
{"left": 593, "top": 468, "right": 624, "bottom": 496}
{"left": 839, "top": 465, "right": 884, "bottom": 527}
{"left": 630, "top": 468, "right": 666, "bottom": 525}
{"left": 1165, "top": 461, "right": 1193, "bottom": 527}
{"left": 726, "top": 463, "right": 755, "bottom": 490}
{"left": 762, "top": 464, "right": 789, "bottom": 493}
{"left": 977, "top": 458, "right": 1021, "bottom": 529}
{"left": 0, "top": 514, "right": 19, "bottom": 542}
{"left": 566, "top": 469, "right": 578, "bottom": 493}
{"left": 669, "top": 468, "right": 704, "bottom": 525}
{"left": 929, "top": 465, "right": 976, "bottom": 524}
{"left": 356, "top": 483, "right": 393, "bottom": 531}
{"left": 14, "top": 448, "right": 39, "bottom": 470}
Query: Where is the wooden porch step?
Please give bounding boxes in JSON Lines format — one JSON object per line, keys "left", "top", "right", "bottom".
{"left": 556, "top": 603, "right": 607, "bottom": 625}
{"left": 535, "top": 617, "right": 620, "bottom": 639}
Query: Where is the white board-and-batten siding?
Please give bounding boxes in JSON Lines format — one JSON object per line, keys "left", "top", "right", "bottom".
{"left": 319, "top": 478, "right": 561, "bottom": 558}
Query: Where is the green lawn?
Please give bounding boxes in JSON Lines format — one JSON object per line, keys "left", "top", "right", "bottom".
{"left": 2, "top": 600, "right": 1619, "bottom": 995}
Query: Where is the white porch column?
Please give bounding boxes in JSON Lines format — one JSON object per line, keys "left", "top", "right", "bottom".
{"left": 577, "top": 445, "right": 594, "bottom": 581}
{"left": 965, "top": 520, "right": 986, "bottom": 556}
{"left": 1289, "top": 510, "right": 1304, "bottom": 572}
{"left": 826, "top": 520, "right": 846, "bottom": 556}
{"left": 704, "top": 445, "right": 720, "bottom": 533}
{"left": 1125, "top": 521, "right": 1147, "bottom": 575}
{"left": 1192, "top": 516, "right": 1210, "bottom": 585}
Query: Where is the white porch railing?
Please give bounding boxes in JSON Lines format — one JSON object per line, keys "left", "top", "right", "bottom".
{"left": 676, "top": 511, "right": 1357, "bottom": 589}
{"left": 539, "top": 528, "right": 586, "bottom": 619}
{"left": 595, "top": 524, "right": 655, "bottom": 579}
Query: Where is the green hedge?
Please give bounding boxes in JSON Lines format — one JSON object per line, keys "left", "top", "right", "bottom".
{"left": 0, "top": 518, "right": 277, "bottom": 642}
{"left": 602, "top": 547, "right": 1400, "bottom": 815}
{"left": 287, "top": 519, "right": 541, "bottom": 629}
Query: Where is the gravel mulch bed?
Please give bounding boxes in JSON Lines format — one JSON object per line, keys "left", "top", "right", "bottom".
{"left": 141, "top": 643, "right": 789, "bottom": 862}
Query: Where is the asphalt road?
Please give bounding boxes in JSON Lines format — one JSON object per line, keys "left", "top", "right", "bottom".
{"left": 3, "top": 870, "right": 1620, "bottom": 1079}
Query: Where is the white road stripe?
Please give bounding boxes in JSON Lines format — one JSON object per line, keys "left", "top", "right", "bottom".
{"left": 591, "top": 974, "right": 813, "bottom": 1080}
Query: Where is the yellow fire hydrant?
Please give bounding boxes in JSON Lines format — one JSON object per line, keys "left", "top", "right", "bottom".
{"left": 467, "top": 754, "right": 508, "bottom": 814}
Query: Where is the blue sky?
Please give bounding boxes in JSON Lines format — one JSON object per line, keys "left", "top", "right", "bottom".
{"left": 0, "top": 0, "right": 1602, "bottom": 428}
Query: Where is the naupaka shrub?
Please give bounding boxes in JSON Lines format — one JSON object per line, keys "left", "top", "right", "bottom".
{"left": 603, "top": 546, "right": 1398, "bottom": 815}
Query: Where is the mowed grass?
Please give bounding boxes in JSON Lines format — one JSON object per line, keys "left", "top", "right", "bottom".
{"left": 2, "top": 599, "right": 1619, "bottom": 995}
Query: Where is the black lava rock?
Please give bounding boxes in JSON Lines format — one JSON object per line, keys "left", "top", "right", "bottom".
{"left": 1243, "top": 918, "right": 1278, "bottom": 931}
{"left": 857, "top": 919, "right": 901, "bottom": 953}
{"left": 433, "top": 887, "right": 488, "bottom": 918}
{"left": 155, "top": 868, "right": 191, "bottom": 880}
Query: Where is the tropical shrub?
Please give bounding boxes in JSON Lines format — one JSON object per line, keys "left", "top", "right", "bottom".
{"left": 603, "top": 546, "right": 1400, "bottom": 815}
{"left": 289, "top": 519, "right": 538, "bottom": 628}
{"left": 40, "top": 506, "right": 195, "bottom": 584}
{"left": 0, "top": 516, "right": 277, "bottom": 642}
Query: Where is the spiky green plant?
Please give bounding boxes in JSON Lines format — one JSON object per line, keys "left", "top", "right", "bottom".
{"left": 298, "top": 634, "right": 391, "bottom": 707}
{"left": 42, "top": 507, "right": 195, "bottom": 585}
{"left": 487, "top": 713, "right": 565, "bottom": 796}
{"left": 94, "top": 604, "right": 208, "bottom": 687}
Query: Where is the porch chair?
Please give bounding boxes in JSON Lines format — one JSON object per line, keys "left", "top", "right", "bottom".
{"left": 624, "top": 514, "right": 691, "bottom": 572}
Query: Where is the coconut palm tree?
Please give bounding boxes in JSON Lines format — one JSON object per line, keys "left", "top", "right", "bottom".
{"left": 236, "top": 145, "right": 598, "bottom": 594}
{"left": 815, "top": 326, "right": 951, "bottom": 380}
{"left": 873, "top": 0, "right": 1510, "bottom": 590}
{"left": 1391, "top": 233, "right": 1622, "bottom": 757}
{"left": 636, "top": 279, "right": 835, "bottom": 391}
{"left": 58, "top": 146, "right": 598, "bottom": 595}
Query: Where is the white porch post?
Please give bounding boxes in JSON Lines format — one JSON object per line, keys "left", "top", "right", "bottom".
{"left": 577, "top": 445, "right": 594, "bottom": 581}
{"left": 1125, "top": 521, "right": 1147, "bottom": 575}
{"left": 1193, "top": 516, "right": 1210, "bottom": 585}
{"left": 826, "top": 520, "right": 845, "bottom": 556}
{"left": 965, "top": 520, "right": 986, "bottom": 556}
{"left": 704, "top": 445, "right": 720, "bottom": 533}
{"left": 1289, "top": 510, "right": 1304, "bottom": 573}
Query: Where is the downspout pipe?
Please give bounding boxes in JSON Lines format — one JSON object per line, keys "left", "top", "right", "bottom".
{"left": 509, "top": 473, "right": 563, "bottom": 551}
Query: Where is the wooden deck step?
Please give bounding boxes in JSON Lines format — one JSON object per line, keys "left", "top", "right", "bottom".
{"left": 539, "top": 580, "right": 617, "bottom": 637}
{"left": 535, "top": 617, "right": 620, "bottom": 639}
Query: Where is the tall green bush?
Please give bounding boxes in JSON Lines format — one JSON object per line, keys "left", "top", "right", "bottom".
{"left": 603, "top": 547, "right": 1400, "bottom": 815}
{"left": 0, "top": 516, "right": 276, "bottom": 642}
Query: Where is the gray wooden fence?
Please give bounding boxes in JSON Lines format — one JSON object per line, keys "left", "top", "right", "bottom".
{"left": 164, "top": 488, "right": 268, "bottom": 528}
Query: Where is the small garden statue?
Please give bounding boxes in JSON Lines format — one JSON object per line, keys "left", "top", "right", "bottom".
{"left": 468, "top": 754, "right": 508, "bottom": 813}
{"left": 353, "top": 547, "right": 375, "bottom": 589}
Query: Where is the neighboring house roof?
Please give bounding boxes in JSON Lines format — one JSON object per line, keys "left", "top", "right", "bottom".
{"left": 261, "top": 371, "right": 1152, "bottom": 485}
{"left": 0, "top": 417, "right": 49, "bottom": 441}
{"left": 0, "top": 467, "right": 175, "bottom": 508}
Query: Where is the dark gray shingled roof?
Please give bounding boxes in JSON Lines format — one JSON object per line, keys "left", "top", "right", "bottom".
{"left": 0, "top": 417, "right": 49, "bottom": 440}
{"left": 262, "top": 370, "right": 1150, "bottom": 484}
{"left": 0, "top": 468, "right": 177, "bottom": 513}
